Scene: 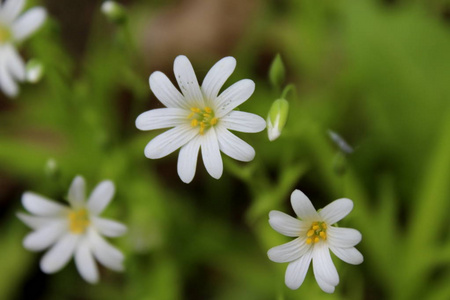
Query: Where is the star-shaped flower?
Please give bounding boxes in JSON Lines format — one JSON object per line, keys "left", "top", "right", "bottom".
{"left": 136, "top": 55, "right": 266, "bottom": 183}
{"left": 268, "top": 189, "right": 363, "bottom": 293}
{"left": 17, "top": 176, "right": 127, "bottom": 284}
{"left": 0, "top": 0, "right": 46, "bottom": 97}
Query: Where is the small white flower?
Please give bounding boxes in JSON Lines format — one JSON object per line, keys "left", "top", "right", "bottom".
{"left": 17, "top": 176, "right": 127, "bottom": 284}
{"left": 136, "top": 55, "right": 266, "bottom": 183}
{"left": 267, "top": 189, "right": 363, "bottom": 293}
{"left": 328, "top": 130, "right": 354, "bottom": 154}
{"left": 0, "top": 0, "right": 47, "bottom": 97}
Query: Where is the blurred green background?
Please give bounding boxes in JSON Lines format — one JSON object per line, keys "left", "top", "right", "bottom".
{"left": 1, "top": 0, "right": 450, "bottom": 299}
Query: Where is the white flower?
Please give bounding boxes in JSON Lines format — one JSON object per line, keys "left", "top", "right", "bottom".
{"left": 17, "top": 176, "right": 127, "bottom": 284}
{"left": 267, "top": 189, "right": 363, "bottom": 293}
{"left": 136, "top": 55, "right": 266, "bottom": 183}
{"left": 0, "top": 0, "right": 46, "bottom": 97}
{"left": 328, "top": 130, "right": 354, "bottom": 154}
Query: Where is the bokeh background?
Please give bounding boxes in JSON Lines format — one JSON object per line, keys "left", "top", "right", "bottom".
{"left": 1, "top": 0, "right": 450, "bottom": 299}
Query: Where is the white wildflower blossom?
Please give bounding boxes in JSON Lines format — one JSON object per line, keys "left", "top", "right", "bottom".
{"left": 136, "top": 55, "right": 266, "bottom": 183}
{"left": 0, "top": 0, "right": 46, "bottom": 97}
{"left": 328, "top": 130, "right": 354, "bottom": 154}
{"left": 18, "top": 176, "right": 127, "bottom": 284}
{"left": 268, "top": 189, "right": 363, "bottom": 293}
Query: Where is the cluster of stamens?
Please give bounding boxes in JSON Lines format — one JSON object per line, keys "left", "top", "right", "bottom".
{"left": 0, "top": 25, "right": 11, "bottom": 44}
{"left": 187, "top": 106, "right": 218, "bottom": 135}
{"left": 306, "top": 221, "right": 327, "bottom": 244}
{"left": 68, "top": 208, "right": 90, "bottom": 234}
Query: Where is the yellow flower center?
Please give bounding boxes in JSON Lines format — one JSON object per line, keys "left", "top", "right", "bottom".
{"left": 306, "top": 221, "right": 327, "bottom": 244}
{"left": 187, "top": 106, "right": 218, "bottom": 135}
{"left": 0, "top": 25, "right": 11, "bottom": 44}
{"left": 68, "top": 208, "right": 90, "bottom": 234}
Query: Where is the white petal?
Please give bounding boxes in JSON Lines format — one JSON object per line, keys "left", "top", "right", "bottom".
{"left": 319, "top": 198, "right": 353, "bottom": 225}
{"left": 4, "top": 44, "right": 25, "bottom": 81}
{"left": 285, "top": 250, "right": 312, "bottom": 290}
{"left": 173, "top": 55, "right": 204, "bottom": 108}
{"left": 17, "top": 212, "right": 59, "bottom": 230}
{"left": 327, "top": 227, "right": 362, "bottom": 248}
{"left": 290, "top": 190, "right": 320, "bottom": 221}
{"left": 88, "top": 229, "right": 124, "bottom": 271}
{"left": 330, "top": 246, "right": 363, "bottom": 265}
{"left": 144, "top": 124, "right": 198, "bottom": 159}
{"left": 149, "top": 71, "right": 189, "bottom": 109}
{"left": 0, "top": 0, "right": 25, "bottom": 24}
{"left": 267, "top": 117, "right": 281, "bottom": 141}
{"left": 312, "top": 242, "right": 339, "bottom": 287}
{"left": 267, "top": 237, "right": 311, "bottom": 263}
{"left": 68, "top": 176, "right": 86, "bottom": 209}
{"left": 11, "top": 7, "right": 47, "bottom": 41}
{"left": 23, "top": 220, "right": 67, "bottom": 251}
{"left": 22, "top": 192, "right": 68, "bottom": 216}
{"left": 135, "top": 108, "right": 188, "bottom": 131}
{"left": 220, "top": 111, "right": 266, "bottom": 133}
{"left": 40, "top": 233, "right": 79, "bottom": 273}
{"left": 177, "top": 135, "right": 201, "bottom": 183}
{"left": 0, "top": 56, "right": 19, "bottom": 97}
{"left": 314, "top": 273, "right": 336, "bottom": 293}
{"left": 200, "top": 128, "right": 223, "bottom": 179}
{"left": 75, "top": 239, "right": 99, "bottom": 284}
{"left": 87, "top": 180, "right": 115, "bottom": 215}
{"left": 214, "top": 79, "right": 255, "bottom": 118}
{"left": 328, "top": 130, "right": 354, "bottom": 154}
{"left": 91, "top": 216, "right": 127, "bottom": 237}
{"left": 201, "top": 56, "right": 236, "bottom": 102}
{"left": 215, "top": 126, "right": 255, "bottom": 162}
{"left": 268, "top": 210, "right": 304, "bottom": 237}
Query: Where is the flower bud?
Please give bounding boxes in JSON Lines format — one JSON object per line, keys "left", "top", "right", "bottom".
{"left": 44, "top": 158, "right": 60, "bottom": 179}
{"left": 267, "top": 98, "right": 289, "bottom": 141}
{"left": 26, "top": 59, "right": 44, "bottom": 83}
{"left": 269, "top": 54, "right": 285, "bottom": 90}
{"left": 101, "top": 1, "right": 127, "bottom": 24}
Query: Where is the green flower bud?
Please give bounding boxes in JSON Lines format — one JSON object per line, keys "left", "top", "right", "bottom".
{"left": 44, "top": 158, "right": 60, "bottom": 179}
{"left": 101, "top": 1, "right": 127, "bottom": 24}
{"left": 267, "top": 98, "right": 289, "bottom": 141}
{"left": 26, "top": 59, "right": 44, "bottom": 83}
{"left": 269, "top": 54, "right": 285, "bottom": 90}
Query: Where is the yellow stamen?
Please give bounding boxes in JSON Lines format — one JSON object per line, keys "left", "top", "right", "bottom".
{"left": 0, "top": 26, "right": 11, "bottom": 43}
{"left": 305, "top": 221, "right": 327, "bottom": 244}
{"left": 68, "top": 208, "right": 90, "bottom": 234}
{"left": 188, "top": 106, "right": 218, "bottom": 135}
